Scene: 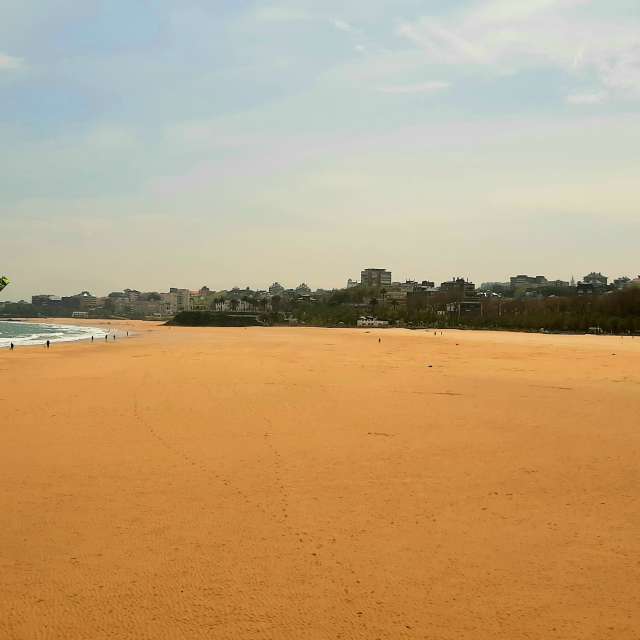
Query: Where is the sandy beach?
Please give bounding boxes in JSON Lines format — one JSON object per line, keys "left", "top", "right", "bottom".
{"left": 1, "top": 324, "right": 639, "bottom": 639}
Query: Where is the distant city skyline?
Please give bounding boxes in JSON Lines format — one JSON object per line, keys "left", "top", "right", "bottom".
{"left": 3, "top": 267, "right": 639, "bottom": 302}
{"left": 2, "top": 1, "right": 639, "bottom": 302}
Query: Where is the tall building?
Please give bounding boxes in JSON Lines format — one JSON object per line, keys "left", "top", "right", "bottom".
{"left": 360, "top": 268, "right": 392, "bottom": 288}
{"left": 162, "top": 288, "right": 191, "bottom": 314}
{"left": 510, "top": 275, "right": 548, "bottom": 288}
{"left": 61, "top": 291, "right": 97, "bottom": 310}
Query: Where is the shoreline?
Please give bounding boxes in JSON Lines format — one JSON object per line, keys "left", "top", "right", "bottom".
{"left": 4, "top": 313, "right": 638, "bottom": 338}
{"left": 0, "top": 319, "right": 106, "bottom": 349}
{"left": 0, "top": 318, "right": 144, "bottom": 349}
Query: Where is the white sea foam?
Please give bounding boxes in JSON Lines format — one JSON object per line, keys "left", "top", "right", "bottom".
{"left": 0, "top": 322, "right": 108, "bottom": 348}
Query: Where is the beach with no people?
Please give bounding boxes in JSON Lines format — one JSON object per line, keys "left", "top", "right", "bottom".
{"left": 1, "top": 323, "right": 639, "bottom": 639}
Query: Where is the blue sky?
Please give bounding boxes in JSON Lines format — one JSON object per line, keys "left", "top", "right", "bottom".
{"left": 1, "top": 0, "right": 639, "bottom": 299}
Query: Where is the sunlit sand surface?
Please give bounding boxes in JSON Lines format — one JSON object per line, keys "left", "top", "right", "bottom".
{"left": 2, "top": 323, "right": 639, "bottom": 639}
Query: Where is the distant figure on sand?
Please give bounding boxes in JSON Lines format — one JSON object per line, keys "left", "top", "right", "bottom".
{"left": 10, "top": 342, "right": 14, "bottom": 350}
{"left": 91, "top": 336, "right": 94, "bottom": 342}
{"left": 112, "top": 334, "right": 116, "bottom": 341}
{"left": 378, "top": 338, "right": 381, "bottom": 343}
{"left": 46, "top": 340, "right": 50, "bottom": 349}
{"left": 105, "top": 335, "right": 108, "bottom": 342}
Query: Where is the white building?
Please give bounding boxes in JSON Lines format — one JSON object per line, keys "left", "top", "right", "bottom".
{"left": 357, "top": 316, "right": 390, "bottom": 328}
{"left": 213, "top": 299, "right": 262, "bottom": 312}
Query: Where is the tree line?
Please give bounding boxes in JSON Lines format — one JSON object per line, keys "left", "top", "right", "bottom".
{"left": 277, "top": 286, "right": 640, "bottom": 334}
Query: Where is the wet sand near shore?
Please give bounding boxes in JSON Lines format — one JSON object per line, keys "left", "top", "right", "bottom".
{"left": 1, "top": 325, "right": 639, "bottom": 639}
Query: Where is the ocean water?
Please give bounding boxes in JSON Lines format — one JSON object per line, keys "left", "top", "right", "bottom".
{"left": 0, "top": 321, "right": 107, "bottom": 348}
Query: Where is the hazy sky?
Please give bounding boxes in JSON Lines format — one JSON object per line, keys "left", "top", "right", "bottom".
{"left": 1, "top": 0, "right": 639, "bottom": 300}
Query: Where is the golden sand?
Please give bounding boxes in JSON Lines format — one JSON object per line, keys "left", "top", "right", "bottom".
{"left": 1, "top": 323, "right": 639, "bottom": 639}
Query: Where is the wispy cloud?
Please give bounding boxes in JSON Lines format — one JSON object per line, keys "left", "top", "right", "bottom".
{"left": 378, "top": 81, "right": 450, "bottom": 95}
{"left": 0, "top": 53, "right": 24, "bottom": 70}
{"left": 333, "top": 19, "right": 354, "bottom": 33}
{"left": 397, "top": 1, "right": 640, "bottom": 98}
{"left": 566, "top": 92, "right": 607, "bottom": 105}
{"left": 397, "top": 20, "right": 486, "bottom": 65}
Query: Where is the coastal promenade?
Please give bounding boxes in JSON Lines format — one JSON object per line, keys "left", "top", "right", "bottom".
{"left": 1, "top": 324, "right": 639, "bottom": 639}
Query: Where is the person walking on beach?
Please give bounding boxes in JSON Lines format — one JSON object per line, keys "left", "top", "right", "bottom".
{"left": 91, "top": 335, "right": 94, "bottom": 342}
{"left": 112, "top": 334, "right": 116, "bottom": 341}
{"left": 46, "top": 340, "right": 50, "bottom": 349}
{"left": 105, "top": 334, "right": 108, "bottom": 342}
{"left": 10, "top": 342, "right": 14, "bottom": 351}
